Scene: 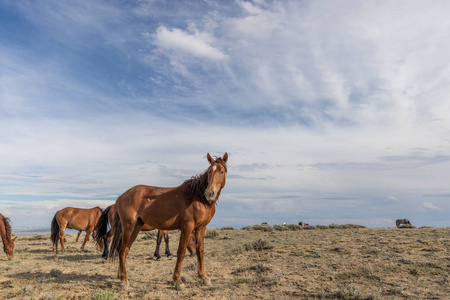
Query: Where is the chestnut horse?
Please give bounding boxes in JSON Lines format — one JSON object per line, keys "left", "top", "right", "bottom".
{"left": 96, "top": 204, "right": 195, "bottom": 260}
{"left": 0, "top": 213, "right": 17, "bottom": 259}
{"left": 108, "top": 152, "right": 227, "bottom": 290}
{"left": 51, "top": 206, "right": 103, "bottom": 253}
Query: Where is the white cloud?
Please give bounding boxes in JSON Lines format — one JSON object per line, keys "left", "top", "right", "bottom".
{"left": 386, "top": 196, "right": 397, "bottom": 202}
{"left": 154, "top": 26, "right": 226, "bottom": 61}
{"left": 420, "top": 202, "right": 440, "bottom": 211}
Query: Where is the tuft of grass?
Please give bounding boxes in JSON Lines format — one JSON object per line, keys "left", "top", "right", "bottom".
{"left": 273, "top": 224, "right": 290, "bottom": 231}
{"left": 232, "top": 264, "right": 271, "bottom": 275}
{"left": 233, "top": 278, "right": 251, "bottom": 285}
{"left": 244, "top": 239, "right": 273, "bottom": 251}
{"left": 49, "top": 269, "right": 62, "bottom": 278}
{"left": 221, "top": 226, "right": 234, "bottom": 230}
{"left": 205, "top": 229, "right": 219, "bottom": 239}
{"left": 286, "top": 224, "right": 303, "bottom": 230}
{"left": 251, "top": 224, "right": 274, "bottom": 232}
{"left": 91, "top": 290, "right": 116, "bottom": 300}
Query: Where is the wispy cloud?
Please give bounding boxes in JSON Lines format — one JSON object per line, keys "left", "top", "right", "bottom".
{"left": 420, "top": 202, "right": 440, "bottom": 211}
{"left": 154, "top": 26, "right": 227, "bottom": 61}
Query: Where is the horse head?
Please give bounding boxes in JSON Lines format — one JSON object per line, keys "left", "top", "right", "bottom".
{"left": 4, "top": 236, "right": 17, "bottom": 259}
{"left": 204, "top": 152, "right": 228, "bottom": 202}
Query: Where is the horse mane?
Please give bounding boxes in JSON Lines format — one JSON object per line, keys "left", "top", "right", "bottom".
{"left": 185, "top": 155, "right": 228, "bottom": 205}
{"left": 185, "top": 172, "right": 209, "bottom": 205}
{"left": 1, "top": 214, "right": 12, "bottom": 242}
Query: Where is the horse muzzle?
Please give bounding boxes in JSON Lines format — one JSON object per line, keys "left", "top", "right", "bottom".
{"left": 204, "top": 190, "right": 216, "bottom": 202}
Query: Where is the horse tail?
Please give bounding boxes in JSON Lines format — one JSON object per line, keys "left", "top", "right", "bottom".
{"left": 50, "top": 214, "right": 59, "bottom": 244}
{"left": 94, "top": 205, "right": 111, "bottom": 246}
{"left": 109, "top": 210, "right": 122, "bottom": 261}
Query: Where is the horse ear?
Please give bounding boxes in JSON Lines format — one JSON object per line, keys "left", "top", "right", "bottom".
{"left": 223, "top": 152, "right": 228, "bottom": 163}
{"left": 207, "top": 153, "right": 214, "bottom": 164}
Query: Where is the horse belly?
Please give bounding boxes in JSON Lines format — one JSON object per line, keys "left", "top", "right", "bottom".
{"left": 141, "top": 209, "right": 181, "bottom": 231}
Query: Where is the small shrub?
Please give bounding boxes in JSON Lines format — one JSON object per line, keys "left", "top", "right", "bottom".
{"left": 303, "top": 225, "right": 316, "bottom": 230}
{"left": 205, "top": 229, "right": 219, "bottom": 239}
{"left": 307, "top": 251, "right": 321, "bottom": 258}
{"left": 233, "top": 278, "right": 251, "bottom": 285}
{"left": 221, "top": 226, "right": 234, "bottom": 230}
{"left": 273, "top": 224, "right": 289, "bottom": 231}
{"left": 285, "top": 224, "right": 302, "bottom": 230}
{"left": 244, "top": 239, "right": 273, "bottom": 251}
{"left": 252, "top": 224, "right": 274, "bottom": 232}
{"left": 232, "top": 264, "right": 271, "bottom": 275}
{"left": 316, "top": 225, "right": 329, "bottom": 229}
{"left": 29, "top": 234, "right": 49, "bottom": 240}
{"left": 91, "top": 291, "right": 115, "bottom": 300}
{"left": 249, "top": 264, "right": 271, "bottom": 274}
{"left": 49, "top": 269, "right": 62, "bottom": 278}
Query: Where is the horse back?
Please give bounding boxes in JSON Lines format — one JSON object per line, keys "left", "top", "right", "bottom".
{"left": 56, "top": 207, "right": 101, "bottom": 231}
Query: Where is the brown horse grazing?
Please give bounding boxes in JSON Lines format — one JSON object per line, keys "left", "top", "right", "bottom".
{"left": 0, "top": 213, "right": 17, "bottom": 259}
{"left": 109, "top": 152, "right": 227, "bottom": 290}
{"left": 96, "top": 204, "right": 195, "bottom": 260}
{"left": 51, "top": 206, "right": 103, "bottom": 253}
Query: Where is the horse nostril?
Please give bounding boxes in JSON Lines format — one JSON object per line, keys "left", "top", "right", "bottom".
{"left": 205, "top": 190, "right": 215, "bottom": 198}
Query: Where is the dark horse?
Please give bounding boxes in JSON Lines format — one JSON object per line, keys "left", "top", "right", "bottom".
{"left": 396, "top": 219, "right": 412, "bottom": 228}
{"left": 96, "top": 204, "right": 195, "bottom": 260}
{"left": 0, "top": 213, "right": 17, "bottom": 259}
{"left": 107, "top": 152, "right": 227, "bottom": 290}
{"left": 51, "top": 206, "right": 103, "bottom": 253}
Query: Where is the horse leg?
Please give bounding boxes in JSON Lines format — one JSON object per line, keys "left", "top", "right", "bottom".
{"left": 81, "top": 229, "right": 91, "bottom": 251}
{"left": 118, "top": 220, "right": 143, "bottom": 286}
{"left": 102, "top": 229, "right": 113, "bottom": 260}
{"left": 187, "top": 234, "right": 196, "bottom": 257}
{"left": 153, "top": 230, "right": 163, "bottom": 260}
{"left": 102, "top": 230, "right": 110, "bottom": 259}
{"left": 194, "top": 226, "right": 211, "bottom": 285}
{"left": 164, "top": 231, "right": 172, "bottom": 257}
{"left": 59, "top": 224, "right": 67, "bottom": 253}
{"left": 76, "top": 231, "right": 81, "bottom": 243}
{"left": 94, "top": 231, "right": 103, "bottom": 251}
{"left": 53, "top": 229, "right": 59, "bottom": 253}
{"left": 173, "top": 226, "right": 194, "bottom": 291}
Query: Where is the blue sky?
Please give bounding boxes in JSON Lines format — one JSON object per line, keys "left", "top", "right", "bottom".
{"left": 1, "top": 0, "right": 449, "bottom": 230}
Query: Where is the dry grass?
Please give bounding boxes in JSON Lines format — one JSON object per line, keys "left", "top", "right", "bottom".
{"left": 1, "top": 227, "right": 449, "bottom": 299}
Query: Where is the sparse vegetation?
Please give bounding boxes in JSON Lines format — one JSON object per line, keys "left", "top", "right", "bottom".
{"left": 205, "top": 229, "right": 219, "bottom": 239}
{"left": 90, "top": 290, "right": 115, "bottom": 300}
{"left": 220, "top": 226, "right": 234, "bottom": 230}
{"left": 243, "top": 224, "right": 274, "bottom": 231}
{"left": 244, "top": 238, "right": 273, "bottom": 251}
{"left": 0, "top": 227, "right": 448, "bottom": 299}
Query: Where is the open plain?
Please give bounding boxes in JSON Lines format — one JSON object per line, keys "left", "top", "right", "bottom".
{"left": 1, "top": 226, "right": 449, "bottom": 299}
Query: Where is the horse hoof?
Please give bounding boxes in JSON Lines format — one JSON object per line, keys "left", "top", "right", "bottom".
{"left": 120, "top": 281, "right": 130, "bottom": 289}
{"left": 175, "top": 282, "right": 185, "bottom": 291}
{"left": 203, "top": 278, "right": 212, "bottom": 286}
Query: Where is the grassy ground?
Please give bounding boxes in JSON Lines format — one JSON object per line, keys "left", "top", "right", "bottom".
{"left": 0, "top": 227, "right": 448, "bottom": 299}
